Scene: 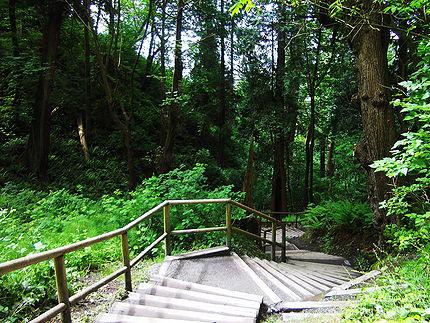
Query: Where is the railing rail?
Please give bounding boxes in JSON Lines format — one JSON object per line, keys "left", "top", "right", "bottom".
{"left": 0, "top": 199, "right": 287, "bottom": 323}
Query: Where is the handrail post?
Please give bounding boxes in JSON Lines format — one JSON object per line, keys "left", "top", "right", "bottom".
{"left": 281, "top": 223, "right": 286, "bottom": 262}
{"left": 271, "top": 222, "right": 276, "bottom": 261}
{"left": 163, "top": 204, "right": 172, "bottom": 256}
{"left": 54, "top": 255, "right": 72, "bottom": 323}
{"left": 225, "top": 203, "right": 232, "bottom": 249}
{"left": 121, "top": 232, "right": 132, "bottom": 292}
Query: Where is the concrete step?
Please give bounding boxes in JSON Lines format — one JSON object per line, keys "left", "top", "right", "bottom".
{"left": 276, "top": 263, "right": 339, "bottom": 288}
{"left": 284, "top": 250, "right": 348, "bottom": 265}
{"left": 165, "top": 246, "right": 230, "bottom": 261}
{"left": 253, "top": 258, "right": 315, "bottom": 299}
{"left": 265, "top": 260, "right": 326, "bottom": 295}
{"left": 230, "top": 252, "right": 282, "bottom": 304}
{"left": 96, "top": 313, "right": 204, "bottom": 323}
{"left": 270, "top": 261, "right": 331, "bottom": 292}
{"left": 136, "top": 283, "right": 261, "bottom": 310}
{"left": 150, "top": 275, "right": 263, "bottom": 303}
{"left": 241, "top": 255, "right": 301, "bottom": 302}
{"left": 110, "top": 302, "right": 256, "bottom": 323}
{"left": 126, "top": 292, "right": 259, "bottom": 318}
{"left": 280, "top": 262, "right": 350, "bottom": 285}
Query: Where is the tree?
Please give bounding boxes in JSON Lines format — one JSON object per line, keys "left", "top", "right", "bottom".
{"left": 161, "top": 0, "right": 184, "bottom": 173}
{"left": 26, "top": 0, "right": 66, "bottom": 180}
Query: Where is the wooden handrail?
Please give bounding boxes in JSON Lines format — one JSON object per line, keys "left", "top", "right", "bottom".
{"left": 0, "top": 199, "right": 286, "bottom": 322}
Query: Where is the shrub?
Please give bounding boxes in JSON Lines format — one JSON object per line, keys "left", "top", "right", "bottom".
{"left": 302, "top": 200, "right": 373, "bottom": 233}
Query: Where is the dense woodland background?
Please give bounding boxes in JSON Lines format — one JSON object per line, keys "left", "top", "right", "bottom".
{"left": 0, "top": 0, "right": 429, "bottom": 321}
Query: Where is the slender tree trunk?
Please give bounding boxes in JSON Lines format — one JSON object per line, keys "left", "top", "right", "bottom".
{"left": 79, "top": 0, "right": 91, "bottom": 160}
{"left": 271, "top": 134, "right": 287, "bottom": 218}
{"left": 161, "top": 0, "right": 184, "bottom": 173}
{"left": 218, "top": 0, "right": 227, "bottom": 166}
{"left": 8, "top": 0, "right": 19, "bottom": 56}
{"left": 303, "top": 29, "right": 322, "bottom": 207}
{"left": 242, "top": 138, "right": 259, "bottom": 234}
{"left": 271, "top": 4, "right": 287, "bottom": 217}
{"left": 230, "top": 16, "right": 234, "bottom": 85}
{"left": 243, "top": 138, "right": 255, "bottom": 208}
{"left": 319, "top": 135, "right": 326, "bottom": 178}
{"left": 304, "top": 91, "right": 316, "bottom": 206}
{"left": 159, "top": 0, "right": 167, "bottom": 148}
{"left": 77, "top": 114, "right": 89, "bottom": 160}
{"left": 326, "top": 138, "right": 335, "bottom": 177}
{"left": 27, "top": 1, "right": 65, "bottom": 180}
{"left": 351, "top": 1, "right": 397, "bottom": 240}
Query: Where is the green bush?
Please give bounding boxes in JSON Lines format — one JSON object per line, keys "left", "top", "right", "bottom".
{"left": 302, "top": 200, "right": 373, "bottom": 232}
{"left": 344, "top": 250, "right": 430, "bottom": 322}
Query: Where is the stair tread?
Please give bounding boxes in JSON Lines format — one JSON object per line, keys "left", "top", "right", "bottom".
{"left": 269, "top": 261, "right": 331, "bottom": 292}
{"left": 126, "top": 292, "right": 259, "bottom": 317}
{"left": 110, "top": 302, "right": 256, "bottom": 323}
{"left": 230, "top": 252, "right": 282, "bottom": 304}
{"left": 150, "top": 275, "right": 263, "bottom": 303}
{"left": 277, "top": 263, "right": 339, "bottom": 287}
{"left": 258, "top": 259, "right": 321, "bottom": 297}
{"left": 165, "top": 246, "right": 230, "bottom": 261}
{"left": 253, "top": 258, "right": 315, "bottom": 299}
{"left": 136, "top": 283, "right": 261, "bottom": 310}
{"left": 241, "top": 255, "right": 301, "bottom": 302}
{"left": 96, "top": 313, "right": 204, "bottom": 323}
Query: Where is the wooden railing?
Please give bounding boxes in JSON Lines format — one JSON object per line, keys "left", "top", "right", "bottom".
{"left": 0, "top": 199, "right": 286, "bottom": 323}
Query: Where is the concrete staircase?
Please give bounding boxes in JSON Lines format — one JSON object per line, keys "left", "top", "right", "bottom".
{"left": 95, "top": 240, "right": 378, "bottom": 323}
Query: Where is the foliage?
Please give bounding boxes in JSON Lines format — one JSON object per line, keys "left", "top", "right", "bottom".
{"left": 372, "top": 40, "right": 430, "bottom": 251}
{"left": 344, "top": 250, "right": 430, "bottom": 321}
{"left": 302, "top": 200, "right": 373, "bottom": 232}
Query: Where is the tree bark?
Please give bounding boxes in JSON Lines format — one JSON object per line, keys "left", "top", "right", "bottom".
{"left": 159, "top": 0, "right": 168, "bottom": 148}
{"left": 27, "top": 1, "right": 65, "bottom": 180}
{"left": 160, "top": 0, "right": 184, "bottom": 173}
{"left": 242, "top": 138, "right": 259, "bottom": 234}
{"left": 218, "top": 0, "right": 228, "bottom": 166}
{"left": 351, "top": 1, "right": 397, "bottom": 239}
{"left": 319, "top": 135, "right": 326, "bottom": 178}
{"left": 77, "top": 114, "right": 90, "bottom": 160}
{"left": 271, "top": 134, "right": 287, "bottom": 217}
{"left": 326, "top": 139, "right": 335, "bottom": 177}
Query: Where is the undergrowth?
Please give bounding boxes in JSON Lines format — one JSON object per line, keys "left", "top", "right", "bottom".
{"left": 344, "top": 249, "right": 430, "bottom": 321}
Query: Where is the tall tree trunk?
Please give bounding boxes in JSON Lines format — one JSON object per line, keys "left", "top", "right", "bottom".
{"left": 326, "top": 139, "right": 335, "bottom": 177}
{"left": 218, "top": 0, "right": 227, "bottom": 166}
{"left": 304, "top": 91, "right": 316, "bottom": 206}
{"left": 319, "top": 135, "right": 326, "bottom": 178}
{"left": 243, "top": 139, "right": 255, "bottom": 208}
{"left": 352, "top": 1, "right": 397, "bottom": 241}
{"left": 230, "top": 16, "right": 234, "bottom": 85}
{"left": 161, "top": 0, "right": 184, "bottom": 173}
{"left": 242, "top": 138, "right": 259, "bottom": 234}
{"left": 159, "top": 0, "right": 167, "bottom": 148}
{"left": 303, "top": 29, "right": 322, "bottom": 207}
{"left": 271, "top": 4, "right": 287, "bottom": 217}
{"left": 27, "top": 1, "right": 65, "bottom": 180}
{"left": 79, "top": 0, "right": 91, "bottom": 160}
{"left": 8, "top": 0, "right": 19, "bottom": 56}
{"left": 271, "top": 134, "right": 287, "bottom": 217}
{"left": 77, "top": 115, "right": 90, "bottom": 160}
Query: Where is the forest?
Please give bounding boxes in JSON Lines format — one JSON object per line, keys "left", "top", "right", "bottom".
{"left": 0, "top": 0, "right": 429, "bottom": 321}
